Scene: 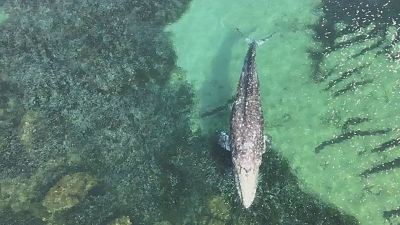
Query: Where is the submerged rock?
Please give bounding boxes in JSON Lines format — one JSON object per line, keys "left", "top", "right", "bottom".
{"left": 0, "top": 7, "right": 7, "bottom": 24}
{"left": 19, "top": 110, "right": 40, "bottom": 148}
{"left": 42, "top": 172, "right": 97, "bottom": 212}
{"left": 107, "top": 216, "right": 132, "bottom": 225}
{"left": 207, "top": 219, "right": 226, "bottom": 225}
{"left": 153, "top": 221, "right": 172, "bottom": 225}
{"left": 0, "top": 157, "right": 80, "bottom": 216}
{"left": 207, "top": 195, "right": 231, "bottom": 222}
{"left": 0, "top": 178, "right": 34, "bottom": 212}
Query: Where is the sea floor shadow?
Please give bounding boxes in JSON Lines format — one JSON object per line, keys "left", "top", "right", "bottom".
{"left": 198, "top": 29, "right": 242, "bottom": 133}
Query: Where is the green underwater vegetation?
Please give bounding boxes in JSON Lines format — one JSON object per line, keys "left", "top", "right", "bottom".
{"left": 0, "top": 0, "right": 399, "bottom": 224}
{"left": 0, "top": 0, "right": 194, "bottom": 224}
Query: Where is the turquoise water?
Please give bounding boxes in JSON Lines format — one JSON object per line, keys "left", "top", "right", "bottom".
{"left": 0, "top": 0, "right": 399, "bottom": 224}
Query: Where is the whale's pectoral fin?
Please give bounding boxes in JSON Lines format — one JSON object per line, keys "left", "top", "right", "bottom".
{"left": 263, "top": 135, "right": 267, "bottom": 154}
{"left": 217, "top": 131, "right": 230, "bottom": 151}
{"left": 263, "top": 134, "right": 271, "bottom": 154}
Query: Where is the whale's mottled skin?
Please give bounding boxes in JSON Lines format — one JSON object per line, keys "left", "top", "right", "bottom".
{"left": 230, "top": 41, "right": 265, "bottom": 209}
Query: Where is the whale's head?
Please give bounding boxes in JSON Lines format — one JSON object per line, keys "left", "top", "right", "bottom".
{"left": 232, "top": 144, "right": 262, "bottom": 209}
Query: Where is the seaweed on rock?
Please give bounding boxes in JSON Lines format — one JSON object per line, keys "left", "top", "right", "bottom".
{"left": 323, "top": 65, "right": 368, "bottom": 91}
{"left": 315, "top": 128, "right": 390, "bottom": 153}
{"left": 383, "top": 207, "right": 400, "bottom": 222}
{"left": 360, "top": 157, "right": 400, "bottom": 177}
{"left": 371, "top": 137, "right": 400, "bottom": 153}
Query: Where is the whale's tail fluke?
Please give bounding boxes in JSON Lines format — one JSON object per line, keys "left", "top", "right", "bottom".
{"left": 235, "top": 28, "right": 277, "bottom": 46}
{"left": 256, "top": 31, "right": 277, "bottom": 46}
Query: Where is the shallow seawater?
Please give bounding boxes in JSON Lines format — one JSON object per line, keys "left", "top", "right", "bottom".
{"left": 0, "top": 0, "right": 399, "bottom": 225}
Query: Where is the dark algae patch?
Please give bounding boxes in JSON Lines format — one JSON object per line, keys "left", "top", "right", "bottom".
{"left": 371, "top": 137, "right": 400, "bottom": 153}
{"left": 360, "top": 157, "right": 400, "bottom": 177}
{"left": 311, "top": 0, "right": 400, "bottom": 82}
{"left": 315, "top": 128, "right": 391, "bottom": 153}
